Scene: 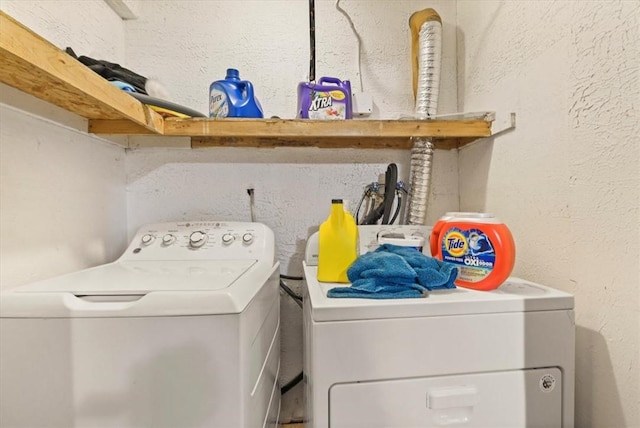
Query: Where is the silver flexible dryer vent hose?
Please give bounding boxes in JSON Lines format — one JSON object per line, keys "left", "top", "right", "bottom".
{"left": 407, "top": 9, "right": 442, "bottom": 225}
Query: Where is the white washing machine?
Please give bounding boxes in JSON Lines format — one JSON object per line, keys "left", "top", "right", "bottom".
{"left": 0, "top": 221, "right": 280, "bottom": 428}
{"left": 303, "top": 226, "right": 575, "bottom": 428}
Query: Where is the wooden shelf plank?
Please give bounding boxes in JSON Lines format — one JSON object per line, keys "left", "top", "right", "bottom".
{"left": 185, "top": 118, "right": 490, "bottom": 149}
{"left": 88, "top": 119, "right": 161, "bottom": 135}
{"left": 191, "top": 136, "right": 465, "bottom": 150}
{"left": 89, "top": 117, "right": 492, "bottom": 149}
{"left": 163, "top": 118, "right": 492, "bottom": 138}
{"left": 90, "top": 117, "right": 492, "bottom": 139}
{"left": 0, "top": 11, "right": 163, "bottom": 134}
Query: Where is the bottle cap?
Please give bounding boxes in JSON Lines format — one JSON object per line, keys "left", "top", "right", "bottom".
{"left": 226, "top": 68, "right": 240, "bottom": 79}
{"left": 331, "top": 199, "right": 343, "bottom": 204}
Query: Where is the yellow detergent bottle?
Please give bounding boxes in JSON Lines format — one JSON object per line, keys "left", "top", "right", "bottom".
{"left": 317, "top": 199, "right": 358, "bottom": 283}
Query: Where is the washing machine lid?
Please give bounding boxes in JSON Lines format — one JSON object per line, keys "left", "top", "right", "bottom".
{"left": 1, "top": 260, "right": 278, "bottom": 318}
{"left": 303, "top": 263, "right": 574, "bottom": 322}
{"left": 12, "top": 260, "right": 256, "bottom": 294}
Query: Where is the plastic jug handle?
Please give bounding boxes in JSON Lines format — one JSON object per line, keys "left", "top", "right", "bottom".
{"left": 239, "top": 81, "right": 254, "bottom": 106}
{"left": 318, "top": 76, "right": 342, "bottom": 86}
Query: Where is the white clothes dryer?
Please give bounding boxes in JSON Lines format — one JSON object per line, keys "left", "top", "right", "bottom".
{"left": 303, "top": 227, "right": 575, "bottom": 428}
{"left": 0, "top": 221, "right": 280, "bottom": 428}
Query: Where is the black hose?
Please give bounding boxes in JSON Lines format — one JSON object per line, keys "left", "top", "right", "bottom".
{"left": 381, "top": 163, "right": 398, "bottom": 224}
{"left": 362, "top": 203, "right": 385, "bottom": 225}
{"left": 280, "top": 279, "right": 302, "bottom": 308}
{"left": 280, "top": 274, "right": 303, "bottom": 281}
{"left": 362, "top": 163, "right": 398, "bottom": 225}
{"left": 354, "top": 189, "right": 368, "bottom": 225}
{"left": 278, "top": 274, "right": 304, "bottom": 394}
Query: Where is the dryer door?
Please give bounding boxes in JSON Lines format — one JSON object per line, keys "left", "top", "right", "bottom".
{"left": 330, "top": 367, "right": 562, "bottom": 428}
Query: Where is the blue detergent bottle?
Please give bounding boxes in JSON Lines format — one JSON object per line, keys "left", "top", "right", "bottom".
{"left": 209, "top": 68, "right": 264, "bottom": 118}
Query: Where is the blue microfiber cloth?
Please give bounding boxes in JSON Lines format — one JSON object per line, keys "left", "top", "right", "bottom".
{"left": 327, "top": 244, "right": 458, "bottom": 299}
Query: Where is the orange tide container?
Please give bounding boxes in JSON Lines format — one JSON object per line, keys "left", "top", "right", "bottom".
{"left": 430, "top": 212, "right": 516, "bottom": 291}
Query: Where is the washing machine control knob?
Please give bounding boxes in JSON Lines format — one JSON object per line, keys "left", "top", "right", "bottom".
{"left": 222, "top": 233, "right": 235, "bottom": 245}
{"left": 189, "top": 231, "right": 207, "bottom": 248}
{"left": 162, "top": 234, "right": 176, "bottom": 246}
{"left": 141, "top": 234, "right": 155, "bottom": 246}
{"left": 242, "top": 233, "right": 254, "bottom": 244}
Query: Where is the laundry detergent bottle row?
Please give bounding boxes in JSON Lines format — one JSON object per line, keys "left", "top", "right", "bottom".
{"left": 430, "top": 212, "right": 516, "bottom": 291}
{"left": 317, "top": 199, "right": 358, "bottom": 283}
{"left": 209, "top": 68, "right": 264, "bottom": 118}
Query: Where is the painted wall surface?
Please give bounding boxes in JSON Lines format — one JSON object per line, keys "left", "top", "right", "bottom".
{"left": 123, "top": 0, "right": 458, "bottom": 119}
{"left": 0, "top": 0, "right": 128, "bottom": 290}
{"left": 457, "top": 1, "right": 640, "bottom": 427}
{"left": 123, "top": 1, "right": 459, "bottom": 420}
{"left": 1, "top": 0, "right": 126, "bottom": 63}
{"left": 0, "top": 103, "right": 127, "bottom": 288}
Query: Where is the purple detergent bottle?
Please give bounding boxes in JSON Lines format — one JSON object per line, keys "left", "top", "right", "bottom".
{"left": 209, "top": 68, "right": 264, "bottom": 118}
{"left": 297, "top": 77, "right": 352, "bottom": 119}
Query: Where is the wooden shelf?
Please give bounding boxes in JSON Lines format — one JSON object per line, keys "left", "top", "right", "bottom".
{"left": 0, "top": 11, "right": 164, "bottom": 136}
{"left": 0, "top": 10, "right": 497, "bottom": 150}
{"left": 89, "top": 116, "right": 493, "bottom": 149}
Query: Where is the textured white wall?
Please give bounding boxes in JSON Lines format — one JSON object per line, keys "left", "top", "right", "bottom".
{"left": 457, "top": 1, "right": 640, "bottom": 426}
{"left": 0, "top": 104, "right": 127, "bottom": 288}
{"left": 1, "top": 0, "right": 126, "bottom": 63}
{"left": 123, "top": 1, "right": 460, "bottom": 420}
{"left": 0, "top": 1, "right": 128, "bottom": 290}
{"left": 123, "top": 0, "right": 458, "bottom": 119}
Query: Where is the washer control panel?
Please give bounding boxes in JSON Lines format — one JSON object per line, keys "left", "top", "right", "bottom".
{"left": 121, "top": 221, "right": 275, "bottom": 262}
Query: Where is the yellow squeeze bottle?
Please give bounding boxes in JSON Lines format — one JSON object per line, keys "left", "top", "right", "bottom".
{"left": 317, "top": 199, "right": 358, "bottom": 283}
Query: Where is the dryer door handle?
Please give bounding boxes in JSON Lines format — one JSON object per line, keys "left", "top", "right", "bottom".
{"left": 427, "top": 386, "right": 479, "bottom": 409}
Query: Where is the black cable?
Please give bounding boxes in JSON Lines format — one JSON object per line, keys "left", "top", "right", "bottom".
{"left": 281, "top": 372, "right": 304, "bottom": 395}
{"left": 309, "top": 0, "right": 316, "bottom": 82}
{"left": 280, "top": 274, "right": 303, "bottom": 281}
{"left": 280, "top": 279, "right": 303, "bottom": 308}
{"left": 278, "top": 273, "right": 305, "bottom": 395}
{"left": 354, "top": 189, "right": 368, "bottom": 225}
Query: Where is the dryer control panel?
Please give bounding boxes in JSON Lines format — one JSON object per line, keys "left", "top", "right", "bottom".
{"left": 120, "top": 221, "right": 275, "bottom": 263}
